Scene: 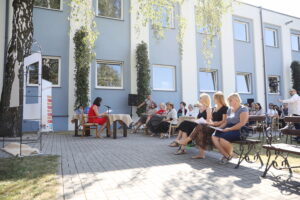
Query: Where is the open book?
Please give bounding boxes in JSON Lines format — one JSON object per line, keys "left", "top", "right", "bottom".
{"left": 208, "top": 126, "right": 224, "bottom": 132}
{"left": 195, "top": 117, "right": 207, "bottom": 124}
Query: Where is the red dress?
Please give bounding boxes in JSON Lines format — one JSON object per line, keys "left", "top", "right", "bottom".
{"left": 88, "top": 104, "right": 107, "bottom": 125}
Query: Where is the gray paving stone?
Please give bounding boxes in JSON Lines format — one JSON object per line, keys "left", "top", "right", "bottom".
{"left": 34, "top": 132, "right": 300, "bottom": 200}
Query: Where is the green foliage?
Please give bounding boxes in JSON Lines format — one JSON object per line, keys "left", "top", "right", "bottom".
{"left": 290, "top": 61, "right": 300, "bottom": 95}
{"left": 195, "top": 0, "right": 234, "bottom": 68}
{"left": 136, "top": 42, "right": 151, "bottom": 116}
{"left": 97, "top": 64, "right": 122, "bottom": 87}
{"left": 135, "top": 0, "right": 233, "bottom": 67}
{"left": 98, "top": 0, "right": 122, "bottom": 19}
{"left": 73, "top": 27, "right": 92, "bottom": 108}
{"left": 34, "top": 0, "right": 60, "bottom": 9}
{"left": 42, "top": 58, "right": 59, "bottom": 85}
{"left": 69, "top": 0, "right": 98, "bottom": 109}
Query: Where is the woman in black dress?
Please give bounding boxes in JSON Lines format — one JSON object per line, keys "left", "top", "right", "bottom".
{"left": 177, "top": 92, "right": 228, "bottom": 158}
{"left": 171, "top": 93, "right": 213, "bottom": 154}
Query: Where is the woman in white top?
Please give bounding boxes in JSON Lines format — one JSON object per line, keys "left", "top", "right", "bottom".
{"left": 186, "top": 104, "right": 198, "bottom": 118}
{"left": 151, "top": 102, "right": 177, "bottom": 137}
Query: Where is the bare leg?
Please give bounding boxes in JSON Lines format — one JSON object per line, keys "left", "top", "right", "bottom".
{"left": 212, "top": 136, "right": 231, "bottom": 158}
{"left": 179, "top": 132, "right": 188, "bottom": 150}
{"left": 219, "top": 139, "right": 233, "bottom": 157}
{"left": 192, "top": 147, "right": 206, "bottom": 159}
{"left": 177, "top": 136, "right": 192, "bottom": 145}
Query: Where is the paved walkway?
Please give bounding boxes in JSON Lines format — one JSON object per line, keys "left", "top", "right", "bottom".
{"left": 12, "top": 132, "right": 300, "bottom": 199}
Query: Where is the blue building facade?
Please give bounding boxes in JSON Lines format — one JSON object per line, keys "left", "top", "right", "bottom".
{"left": 1, "top": 0, "right": 300, "bottom": 132}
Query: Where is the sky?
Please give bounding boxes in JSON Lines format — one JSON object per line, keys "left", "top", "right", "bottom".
{"left": 239, "top": 0, "right": 300, "bottom": 18}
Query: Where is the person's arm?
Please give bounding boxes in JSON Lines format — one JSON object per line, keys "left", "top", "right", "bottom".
{"left": 223, "top": 112, "right": 249, "bottom": 132}
{"left": 206, "top": 108, "right": 212, "bottom": 124}
{"left": 280, "top": 95, "right": 298, "bottom": 104}
{"left": 137, "top": 101, "right": 145, "bottom": 108}
{"left": 93, "top": 105, "right": 107, "bottom": 117}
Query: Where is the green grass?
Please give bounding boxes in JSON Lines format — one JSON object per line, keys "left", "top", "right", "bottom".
{"left": 0, "top": 155, "right": 59, "bottom": 200}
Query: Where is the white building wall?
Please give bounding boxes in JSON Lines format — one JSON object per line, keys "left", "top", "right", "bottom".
{"left": 180, "top": 0, "right": 198, "bottom": 105}
{"left": 220, "top": 12, "right": 236, "bottom": 98}
{"left": 129, "top": 0, "right": 150, "bottom": 120}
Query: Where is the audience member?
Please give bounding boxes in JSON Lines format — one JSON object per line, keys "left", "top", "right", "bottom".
{"left": 171, "top": 93, "right": 212, "bottom": 154}
{"left": 186, "top": 104, "right": 198, "bottom": 118}
{"left": 151, "top": 103, "right": 177, "bottom": 137}
{"left": 212, "top": 93, "right": 249, "bottom": 164}
{"left": 132, "top": 101, "right": 157, "bottom": 133}
{"left": 177, "top": 101, "right": 187, "bottom": 118}
{"left": 177, "top": 92, "right": 228, "bottom": 159}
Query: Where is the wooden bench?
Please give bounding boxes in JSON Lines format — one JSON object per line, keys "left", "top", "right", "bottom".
{"left": 248, "top": 115, "right": 267, "bottom": 139}
{"left": 262, "top": 116, "right": 300, "bottom": 177}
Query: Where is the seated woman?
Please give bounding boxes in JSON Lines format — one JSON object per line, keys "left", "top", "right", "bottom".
{"left": 132, "top": 102, "right": 157, "bottom": 133}
{"left": 186, "top": 104, "right": 198, "bottom": 118}
{"left": 212, "top": 93, "right": 249, "bottom": 164}
{"left": 171, "top": 93, "right": 212, "bottom": 154}
{"left": 177, "top": 101, "right": 187, "bottom": 118}
{"left": 88, "top": 97, "right": 110, "bottom": 138}
{"left": 151, "top": 102, "right": 177, "bottom": 137}
{"left": 176, "top": 92, "right": 228, "bottom": 158}
{"left": 253, "top": 103, "right": 264, "bottom": 115}
{"left": 155, "top": 103, "right": 167, "bottom": 116}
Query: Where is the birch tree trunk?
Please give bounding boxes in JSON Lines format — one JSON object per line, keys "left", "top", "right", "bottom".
{"left": 0, "top": 0, "right": 34, "bottom": 137}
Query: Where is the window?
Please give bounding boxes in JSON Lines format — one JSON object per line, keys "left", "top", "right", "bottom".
{"left": 42, "top": 57, "right": 61, "bottom": 87}
{"left": 152, "top": 65, "right": 176, "bottom": 91}
{"left": 236, "top": 73, "right": 252, "bottom": 93}
{"left": 268, "top": 76, "right": 280, "bottom": 94}
{"left": 27, "top": 62, "right": 39, "bottom": 86}
{"left": 27, "top": 57, "right": 61, "bottom": 87}
{"left": 291, "top": 34, "right": 300, "bottom": 51}
{"left": 97, "top": 0, "right": 123, "bottom": 19}
{"left": 265, "top": 28, "right": 278, "bottom": 47}
{"left": 34, "top": 0, "right": 61, "bottom": 10}
{"left": 96, "top": 61, "right": 123, "bottom": 89}
{"left": 152, "top": 6, "right": 175, "bottom": 29}
{"left": 199, "top": 69, "right": 217, "bottom": 92}
{"left": 233, "top": 20, "right": 249, "bottom": 42}
{"left": 161, "top": 6, "right": 174, "bottom": 28}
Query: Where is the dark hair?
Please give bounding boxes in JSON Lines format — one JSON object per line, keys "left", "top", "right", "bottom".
{"left": 256, "top": 103, "right": 262, "bottom": 111}
{"left": 93, "top": 97, "right": 102, "bottom": 107}
{"left": 180, "top": 101, "right": 186, "bottom": 107}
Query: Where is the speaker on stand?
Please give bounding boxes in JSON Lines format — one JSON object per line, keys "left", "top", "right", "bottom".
{"left": 128, "top": 94, "right": 138, "bottom": 117}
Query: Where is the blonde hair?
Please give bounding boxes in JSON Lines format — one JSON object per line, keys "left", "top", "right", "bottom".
{"left": 213, "top": 91, "right": 227, "bottom": 107}
{"left": 227, "top": 93, "right": 242, "bottom": 104}
{"left": 160, "top": 102, "right": 166, "bottom": 110}
{"left": 199, "top": 93, "right": 211, "bottom": 108}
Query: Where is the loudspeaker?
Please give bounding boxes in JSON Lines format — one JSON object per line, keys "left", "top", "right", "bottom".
{"left": 247, "top": 98, "right": 254, "bottom": 106}
{"left": 128, "top": 94, "right": 138, "bottom": 106}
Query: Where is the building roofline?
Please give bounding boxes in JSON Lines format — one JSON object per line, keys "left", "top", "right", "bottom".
{"left": 237, "top": 1, "right": 300, "bottom": 21}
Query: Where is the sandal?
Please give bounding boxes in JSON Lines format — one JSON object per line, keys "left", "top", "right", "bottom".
{"left": 168, "top": 141, "right": 179, "bottom": 147}
{"left": 174, "top": 148, "right": 186, "bottom": 155}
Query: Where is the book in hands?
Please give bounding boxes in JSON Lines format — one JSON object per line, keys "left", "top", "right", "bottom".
{"left": 195, "top": 117, "right": 207, "bottom": 124}
{"left": 209, "top": 126, "right": 224, "bottom": 132}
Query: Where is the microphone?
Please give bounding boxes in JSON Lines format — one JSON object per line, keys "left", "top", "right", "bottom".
{"left": 104, "top": 105, "right": 111, "bottom": 109}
